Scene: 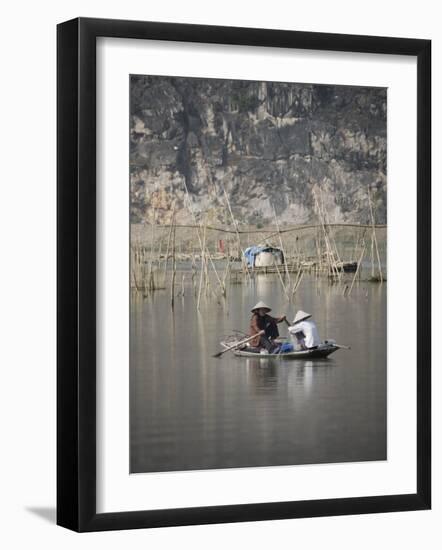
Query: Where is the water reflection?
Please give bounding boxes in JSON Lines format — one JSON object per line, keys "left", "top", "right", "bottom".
{"left": 130, "top": 273, "right": 386, "bottom": 473}
{"left": 245, "top": 358, "right": 279, "bottom": 393}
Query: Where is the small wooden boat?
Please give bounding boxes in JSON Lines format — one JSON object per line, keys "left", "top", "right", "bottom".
{"left": 338, "top": 261, "right": 358, "bottom": 273}
{"left": 220, "top": 339, "right": 340, "bottom": 359}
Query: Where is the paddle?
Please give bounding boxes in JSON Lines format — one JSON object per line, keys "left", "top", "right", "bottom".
{"left": 212, "top": 330, "right": 265, "bottom": 358}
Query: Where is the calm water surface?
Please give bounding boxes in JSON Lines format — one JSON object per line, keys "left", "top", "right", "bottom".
{"left": 130, "top": 274, "right": 386, "bottom": 473}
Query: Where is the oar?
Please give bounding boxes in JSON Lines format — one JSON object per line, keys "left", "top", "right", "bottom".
{"left": 212, "top": 330, "right": 264, "bottom": 358}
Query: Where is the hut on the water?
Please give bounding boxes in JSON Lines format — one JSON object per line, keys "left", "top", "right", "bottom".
{"left": 243, "top": 245, "right": 284, "bottom": 268}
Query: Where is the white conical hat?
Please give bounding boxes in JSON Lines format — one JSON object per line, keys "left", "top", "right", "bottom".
{"left": 251, "top": 301, "right": 272, "bottom": 312}
{"left": 293, "top": 310, "right": 312, "bottom": 324}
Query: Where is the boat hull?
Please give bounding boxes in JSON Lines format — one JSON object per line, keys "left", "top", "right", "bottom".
{"left": 232, "top": 344, "right": 339, "bottom": 359}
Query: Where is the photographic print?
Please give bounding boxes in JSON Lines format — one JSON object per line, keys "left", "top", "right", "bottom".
{"left": 129, "top": 75, "right": 387, "bottom": 474}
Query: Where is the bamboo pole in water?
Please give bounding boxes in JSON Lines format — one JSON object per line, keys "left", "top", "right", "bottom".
{"left": 273, "top": 257, "right": 290, "bottom": 300}
{"left": 171, "top": 224, "right": 176, "bottom": 309}
{"left": 197, "top": 221, "right": 207, "bottom": 310}
{"left": 324, "top": 216, "right": 343, "bottom": 276}
{"left": 315, "top": 228, "right": 322, "bottom": 271}
{"left": 157, "top": 235, "right": 163, "bottom": 266}
{"left": 367, "top": 189, "right": 383, "bottom": 282}
{"left": 221, "top": 180, "right": 251, "bottom": 280}
{"left": 154, "top": 233, "right": 165, "bottom": 290}
{"left": 272, "top": 204, "right": 291, "bottom": 286}
{"left": 291, "top": 264, "right": 303, "bottom": 296}
{"left": 359, "top": 227, "right": 368, "bottom": 281}
{"left": 197, "top": 220, "right": 217, "bottom": 300}
{"left": 352, "top": 229, "right": 360, "bottom": 266}
{"left": 318, "top": 188, "right": 342, "bottom": 281}
{"left": 146, "top": 209, "right": 156, "bottom": 291}
{"left": 182, "top": 182, "right": 225, "bottom": 297}
{"left": 291, "top": 264, "right": 304, "bottom": 298}
{"left": 163, "top": 201, "right": 176, "bottom": 284}
{"left": 202, "top": 223, "right": 211, "bottom": 297}
{"left": 314, "top": 191, "right": 338, "bottom": 279}
{"left": 148, "top": 208, "right": 155, "bottom": 279}
{"left": 191, "top": 245, "right": 197, "bottom": 296}
{"left": 132, "top": 265, "right": 140, "bottom": 295}
{"left": 222, "top": 257, "right": 231, "bottom": 288}
{"left": 293, "top": 270, "right": 304, "bottom": 297}
{"left": 181, "top": 273, "right": 185, "bottom": 297}
{"left": 330, "top": 226, "right": 344, "bottom": 276}
{"left": 132, "top": 244, "right": 144, "bottom": 293}
{"left": 294, "top": 234, "right": 301, "bottom": 269}
{"left": 314, "top": 191, "right": 329, "bottom": 274}
{"left": 347, "top": 242, "right": 366, "bottom": 296}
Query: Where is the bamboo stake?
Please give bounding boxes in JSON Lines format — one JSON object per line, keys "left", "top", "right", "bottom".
{"left": 347, "top": 242, "right": 366, "bottom": 296}
{"left": 171, "top": 225, "right": 176, "bottom": 309}
{"left": 222, "top": 258, "right": 231, "bottom": 289}
{"left": 352, "top": 230, "right": 359, "bottom": 264}
{"left": 330, "top": 226, "right": 344, "bottom": 277}
{"left": 368, "top": 189, "right": 383, "bottom": 282}
{"left": 272, "top": 204, "right": 291, "bottom": 286}
{"left": 319, "top": 188, "right": 342, "bottom": 281}
{"left": 292, "top": 270, "right": 304, "bottom": 297}
{"left": 132, "top": 267, "right": 140, "bottom": 295}
{"left": 197, "top": 222, "right": 207, "bottom": 310}
{"left": 291, "top": 264, "right": 303, "bottom": 296}
{"left": 146, "top": 209, "right": 156, "bottom": 291}
{"left": 315, "top": 228, "right": 322, "bottom": 271}
{"left": 314, "top": 190, "right": 338, "bottom": 279}
{"left": 314, "top": 191, "right": 330, "bottom": 275}
{"left": 148, "top": 208, "right": 155, "bottom": 273}
{"left": 191, "top": 246, "right": 197, "bottom": 296}
{"left": 202, "top": 222, "right": 211, "bottom": 297}
{"left": 221, "top": 180, "right": 251, "bottom": 280}
{"left": 157, "top": 236, "right": 163, "bottom": 266}
{"left": 163, "top": 201, "right": 176, "bottom": 282}
{"left": 182, "top": 182, "right": 226, "bottom": 296}
{"left": 273, "top": 257, "right": 290, "bottom": 300}
{"left": 181, "top": 274, "right": 185, "bottom": 297}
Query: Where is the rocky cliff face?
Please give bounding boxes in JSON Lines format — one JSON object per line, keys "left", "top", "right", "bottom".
{"left": 130, "top": 75, "right": 386, "bottom": 226}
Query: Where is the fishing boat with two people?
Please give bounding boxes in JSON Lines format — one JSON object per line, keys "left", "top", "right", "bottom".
{"left": 214, "top": 301, "right": 350, "bottom": 359}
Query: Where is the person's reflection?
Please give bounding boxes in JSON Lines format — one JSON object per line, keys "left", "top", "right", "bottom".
{"left": 294, "top": 362, "right": 313, "bottom": 395}
{"left": 245, "top": 358, "right": 279, "bottom": 393}
{"left": 292, "top": 360, "right": 335, "bottom": 396}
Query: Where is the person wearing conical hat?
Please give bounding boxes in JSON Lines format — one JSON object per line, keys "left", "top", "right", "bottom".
{"left": 249, "top": 301, "right": 286, "bottom": 352}
{"left": 288, "top": 310, "right": 321, "bottom": 350}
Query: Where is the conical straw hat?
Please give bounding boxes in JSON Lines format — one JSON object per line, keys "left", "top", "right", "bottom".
{"left": 251, "top": 301, "right": 272, "bottom": 312}
{"left": 292, "top": 310, "right": 312, "bottom": 324}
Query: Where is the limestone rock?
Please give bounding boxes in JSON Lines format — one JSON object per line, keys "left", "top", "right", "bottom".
{"left": 130, "top": 75, "right": 387, "bottom": 226}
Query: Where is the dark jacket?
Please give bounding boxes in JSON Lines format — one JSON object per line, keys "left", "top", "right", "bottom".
{"left": 250, "top": 313, "right": 281, "bottom": 346}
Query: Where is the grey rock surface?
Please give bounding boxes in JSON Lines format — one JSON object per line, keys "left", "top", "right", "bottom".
{"left": 130, "top": 75, "right": 387, "bottom": 226}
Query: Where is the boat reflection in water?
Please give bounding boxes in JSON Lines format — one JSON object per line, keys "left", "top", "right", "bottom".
{"left": 243, "top": 356, "right": 335, "bottom": 398}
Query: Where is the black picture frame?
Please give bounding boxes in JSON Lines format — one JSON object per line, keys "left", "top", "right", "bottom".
{"left": 57, "top": 17, "right": 431, "bottom": 532}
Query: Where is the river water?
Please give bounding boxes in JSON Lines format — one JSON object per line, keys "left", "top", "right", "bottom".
{"left": 130, "top": 273, "right": 386, "bottom": 473}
